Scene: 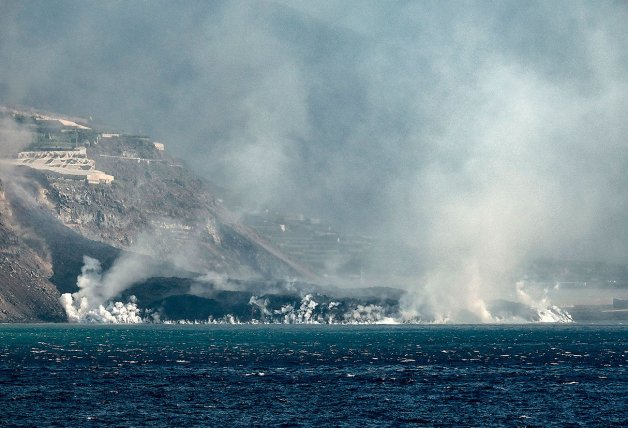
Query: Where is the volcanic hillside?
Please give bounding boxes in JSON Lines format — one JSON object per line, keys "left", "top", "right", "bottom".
{"left": 0, "top": 107, "right": 318, "bottom": 321}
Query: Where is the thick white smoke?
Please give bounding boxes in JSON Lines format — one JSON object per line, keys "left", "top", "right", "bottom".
{"left": 514, "top": 282, "right": 572, "bottom": 323}
{"left": 393, "top": 55, "right": 624, "bottom": 323}
{"left": 245, "top": 293, "right": 560, "bottom": 325}
{"left": 60, "top": 255, "right": 151, "bottom": 323}
{"left": 2, "top": 3, "right": 626, "bottom": 324}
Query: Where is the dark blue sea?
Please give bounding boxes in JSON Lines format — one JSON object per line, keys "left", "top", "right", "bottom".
{"left": 0, "top": 324, "right": 626, "bottom": 427}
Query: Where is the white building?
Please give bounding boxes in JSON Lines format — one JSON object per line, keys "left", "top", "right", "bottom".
{"left": 13, "top": 147, "right": 114, "bottom": 184}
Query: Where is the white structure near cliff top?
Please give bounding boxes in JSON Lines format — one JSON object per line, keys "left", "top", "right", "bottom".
{"left": 86, "top": 170, "right": 114, "bottom": 184}
{"left": 13, "top": 147, "right": 114, "bottom": 184}
{"left": 153, "top": 142, "right": 165, "bottom": 151}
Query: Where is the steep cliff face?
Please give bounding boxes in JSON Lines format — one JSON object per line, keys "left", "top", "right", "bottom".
{"left": 0, "top": 181, "right": 65, "bottom": 322}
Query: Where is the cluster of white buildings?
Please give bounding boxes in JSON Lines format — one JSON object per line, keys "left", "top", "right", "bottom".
{"left": 5, "top": 110, "right": 168, "bottom": 185}
{"left": 14, "top": 147, "right": 114, "bottom": 184}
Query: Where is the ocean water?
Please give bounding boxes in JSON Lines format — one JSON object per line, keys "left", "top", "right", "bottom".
{"left": 0, "top": 325, "right": 626, "bottom": 427}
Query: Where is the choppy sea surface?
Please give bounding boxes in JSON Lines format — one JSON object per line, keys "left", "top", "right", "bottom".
{"left": 0, "top": 324, "right": 626, "bottom": 427}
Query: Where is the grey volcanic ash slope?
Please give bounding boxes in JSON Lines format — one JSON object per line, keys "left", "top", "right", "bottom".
{"left": 0, "top": 181, "right": 65, "bottom": 322}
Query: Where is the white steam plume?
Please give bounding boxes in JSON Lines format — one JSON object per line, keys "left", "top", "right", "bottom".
{"left": 2, "top": 2, "right": 626, "bottom": 323}
{"left": 396, "top": 43, "right": 626, "bottom": 322}
{"left": 60, "top": 253, "right": 155, "bottom": 323}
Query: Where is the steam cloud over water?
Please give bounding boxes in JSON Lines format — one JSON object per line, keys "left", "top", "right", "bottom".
{"left": 60, "top": 256, "right": 148, "bottom": 323}
{"left": 60, "top": 254, "right": 571, "bottom": 324}
{"left": 3, "top": 2, "right": 627, "bottom": 322}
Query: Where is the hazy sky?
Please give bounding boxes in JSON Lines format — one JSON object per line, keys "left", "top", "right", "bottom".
{"left": 1, "top": 0, "right": 627, "bottom": 272}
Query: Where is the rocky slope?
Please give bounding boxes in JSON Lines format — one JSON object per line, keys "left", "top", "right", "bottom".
{"left": 34, "top": 135, "right": 317, "bottom": 280}
{"left": 0, "top": 181, "right": 65, "bottom": 322}
{"left": 0, "top": 108, "right": 324, "bottom": 322}
{"left": 3, "top": 108, "right": 610, "bottom": 324}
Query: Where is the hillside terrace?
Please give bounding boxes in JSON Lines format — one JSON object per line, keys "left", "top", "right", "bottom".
{"left": 13, "top": 148, "right": 114, "bottom": 184}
